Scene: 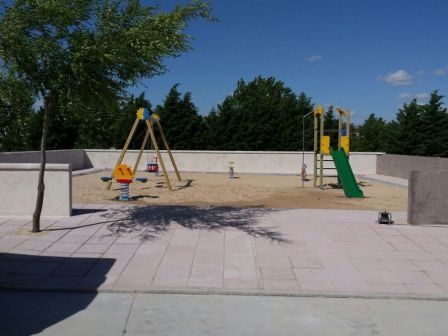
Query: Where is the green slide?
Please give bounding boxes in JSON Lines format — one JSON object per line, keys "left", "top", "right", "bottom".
{"left": 330, "top": 148, "right": 364, "bottom": 198}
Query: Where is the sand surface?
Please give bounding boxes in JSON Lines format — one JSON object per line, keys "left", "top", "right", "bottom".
{"left": 73, "top": 171, "right": 407, "bottom": 210}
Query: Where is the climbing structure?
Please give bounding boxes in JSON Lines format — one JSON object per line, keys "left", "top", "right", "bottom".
{"left": 106, "top": 108, "right": 181, "bottom": 192}
{"left": 312, "top": 105, "right": 363, "bottom": 198}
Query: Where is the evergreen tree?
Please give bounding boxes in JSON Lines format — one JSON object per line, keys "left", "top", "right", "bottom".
{"left": 419, "top": 91, "right": 448, "bottom": 157}
{"left": 156, "top": 84, "right": 204, "bottom": 149}
{"left": 209, "top": 76, "right": 312, "bottom": 151}
{"left": 356, "top": 114, "right": 387, "bottom": 152}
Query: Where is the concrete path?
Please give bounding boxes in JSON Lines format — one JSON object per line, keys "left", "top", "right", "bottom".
{"left": 1, "top": 204, "right": 448, "bottom": 297}
{"left": 359, "top": 174, "right": 408, "bottom": 188}
{"left": 1, "top": 291, "right": 447, "bottom": 336}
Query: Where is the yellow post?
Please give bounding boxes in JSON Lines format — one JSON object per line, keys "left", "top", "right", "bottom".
{"left": 107, "top": 117, "right": 139, "bottom": 190}
{"left": 146, "top": 119, "right": 173, "bottom": 191}
{"left": 155, "top": 119, "right": 182, "bottom": 182}
{"left": 319, "top": 110, "right": 324, "bottom": 189}
{"left": 133, "top": 128, "right": 151, "bottom": 178}
{"left": 313, "top": 112, "right": 318, "bottom": 187}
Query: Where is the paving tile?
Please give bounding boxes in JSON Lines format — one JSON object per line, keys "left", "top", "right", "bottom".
{"left": 114, "top": 275, "right": 153, "bottom": 289}
{"left": 0, "top": 258, "right": 27, "bottom": 272}
{"left": 42, "top": 275, "right": 82, "bottom": 288}
{"left": 405, "top": 283, "right": 447, "bottom": 295}
{"left": 393, "top": 271, "right": 434, "bottom": 285}
{"left": 425, "top": 271, "right": 448, "bottom": 285}
{"left": 380, "top": 259, "right": 420, "bottom": 272}
{"left": 289, "top": 256, "right": 322, "bottom": 269}
{"left": 151, "top": 276, "right": 188, "bottom": 287}
{"left": 224, "top": 265, "right": 258, "bottom": 280}
{"left": 224, "top": 278, "right": 260, "bottom": 289}
{"left": 0, "top": 271, "right": 14, "bottom": 285}
{"left": 53, "top": 262, "right": 94, "bottom": 276}
{"left": 106, "top": 243, "right": 139, "bottom": 255}
{"left": 293, "top": 268, "right": 333, "bottom": 286}
{"left": 359, "top": 269, "right": 401, "bottom": 285}
{"left": 156, "top": 263, "right": 191, "bottom": 278}
{"left": 412, "top": 260, "right": 448, "bottom": 273}
{"left": 188, "top": 277, "right": 223, "bottom": 288}
{"left": 18, "top": 261, "right": 62, "bottom": 275}
{"left": 12, "top": 274, "right": 47, "bottom": 286}
{"left": 0, "top": 236, "right": 28, "bottom": 252}
{"left": 190, "top": 264, "right": 223, "bottom": 278}
{"left": 262, "top": 280, "right": 299, "bottom": 291}
{"left": 370, "top": 283, "right": 410, "bottom": 295}
{"left": 76, "top": 243, "right": 111, "bottom": 254}
{"left": 259, "top": 267, "right": 295, "bottom": 280}
{"left": 45, "top": 242, "right": 83, "bottom": 253}
{"left": 255, "top": 256, "right": 290, "bottom": 267}
{"left": 15, "top": 239, "right": 54, "bottom": 252}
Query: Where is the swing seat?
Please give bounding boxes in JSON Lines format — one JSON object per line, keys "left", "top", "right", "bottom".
{"left": 100, "top": 176, "right": 113, "bottom": 182}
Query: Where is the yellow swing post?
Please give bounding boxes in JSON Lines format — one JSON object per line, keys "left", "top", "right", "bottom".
{"left": 106, "top": 117, "right": 139, "bottom": 190}
{"left": 154, "top": 119, "right": 182, "bottom": 182}
{"left": 145, "top": 119, "right": 173, "bottom": 191}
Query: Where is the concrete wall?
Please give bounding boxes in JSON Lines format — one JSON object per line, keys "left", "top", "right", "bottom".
{"left": 84, "top": 149, "right": 380, "bottom": 175}
{"left": 0, "top": 163, "right": 72, "bottom": 216}
{"left": 0, "top": 149, "right": 90, "bottom": 171}
{"left": 408, "top": 171, "right": 448, "bottom": 224}
{"left": 377, "top": 154, "right": 448, "bottom": 179}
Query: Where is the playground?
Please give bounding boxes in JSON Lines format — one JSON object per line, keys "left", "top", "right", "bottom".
{"left": 73, "top": 171, "right": 407, "bottom": 210}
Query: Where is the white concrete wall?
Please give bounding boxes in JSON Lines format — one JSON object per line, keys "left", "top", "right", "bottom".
{"left": 0, "top": 149, "right": 88, "bottom": 171}
{"left": 84, "top": 149, "right": 380, "bottom": 175}
{"left": 0, "top": 163, "right": 72, "bottom": 216}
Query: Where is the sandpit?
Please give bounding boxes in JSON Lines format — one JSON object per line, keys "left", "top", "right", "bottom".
{"left": 72, "top": 171, "right": 407, "bottom": 210}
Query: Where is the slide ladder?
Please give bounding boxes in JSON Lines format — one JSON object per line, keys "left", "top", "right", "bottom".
{"left": 330, "top": 148, "right": 364, "bottom": 198}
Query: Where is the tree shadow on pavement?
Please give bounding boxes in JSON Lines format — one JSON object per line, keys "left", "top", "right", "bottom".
{"left": 100, "top": 205, "right": 291, "bottom": 244}
{"left": 0, "top": 253, "right": 115, "bottom": 336}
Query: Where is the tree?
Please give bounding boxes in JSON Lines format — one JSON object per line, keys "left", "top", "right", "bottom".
{"left": 156, "top": 84, "right": 205, "bottom": 149}
{"left": 392, "top": 99, "right": 425, "bottom": 155}
{"left": 419, "top": 91, "right": 448, "bottom": 157}
{"left": 207, "top": 76, "right": 311, "bottom": 151}
{"left": 355, "top": 114, "right": 387, "bottom": 152}
{"left": 0, "top": 0, "right": 214, "bottom": 232}
{"left": 0, "top": 75, "right": 34, "bottom": 151}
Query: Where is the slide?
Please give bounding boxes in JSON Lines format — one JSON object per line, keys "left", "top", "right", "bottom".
{"left": 330, "top": 148, "right": 364, "bottom": 198}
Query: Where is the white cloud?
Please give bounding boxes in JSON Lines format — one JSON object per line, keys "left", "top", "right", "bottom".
{"left": 306, "top": 54, "right": 322, "bottom": 62}
{"left": 397, "top": 92, "right": 429, "bottom": 101}
{"left": 415, "top": 93, "right": 430, "bottom": 100}
{"left": 380, "top": 69, "right": 413, "bottom": 86}
{"left": 398, "top": 93, "right": 412, "bottom": 99}
{"left": 434, "top": 66, "right": 448, "bottom": 76}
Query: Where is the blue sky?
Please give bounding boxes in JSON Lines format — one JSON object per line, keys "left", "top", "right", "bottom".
{"left": 135, "top": 0, "right": 448, "bottom": 123}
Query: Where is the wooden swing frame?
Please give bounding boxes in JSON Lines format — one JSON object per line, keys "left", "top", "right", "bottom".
{"left": 106, "top": 112, "right": 181, "bottom": 192}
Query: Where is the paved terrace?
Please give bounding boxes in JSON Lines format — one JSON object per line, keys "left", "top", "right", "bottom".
{"left": 1, "top": 204, "right": 448, "bottom": 298}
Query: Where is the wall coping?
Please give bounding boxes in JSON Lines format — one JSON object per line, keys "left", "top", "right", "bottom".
{"left": 84, "top": 149, "right": 384, "bottom": 155}
{"left": 0, "top": 163, "right": 72, "bottom": 171}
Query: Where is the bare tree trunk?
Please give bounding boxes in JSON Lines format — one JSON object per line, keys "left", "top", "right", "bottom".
{"left": 32, "top": 97, "right": 53, "bottom": 232}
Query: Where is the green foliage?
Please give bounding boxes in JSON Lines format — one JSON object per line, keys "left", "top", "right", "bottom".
{"left": 353, "top": 114, "right": 387, "bottom": 152}
{"left": 0, "top": 75, "right": 34, "bottom": 151}
{"left": 204, "top": 76, "right": 313, "bottom": 151}
{"left": 0, "top": 0, "right": 214, "bottom": 148}
{"left": 156, "top": 84, "right": 205, "bottom": 149}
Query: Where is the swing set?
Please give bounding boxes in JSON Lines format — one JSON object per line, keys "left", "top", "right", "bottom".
{"left": 101, "top": 107, "right": 181, "bottom": 200}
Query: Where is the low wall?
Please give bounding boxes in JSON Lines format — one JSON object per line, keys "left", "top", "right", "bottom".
{"left": 377, "top": 154, "right": 448, "bottom": 179}
{"left": 0, "top": 163, "right": 72, "bottom": 216}
{"left": 408, "top": 171, "right": 448, "bottom": 224}
{"left": 0, "top": 149, "right": 90, "bottom": 171}
{"left": 84, "top": 150, "right": 380, "bottom": 175}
